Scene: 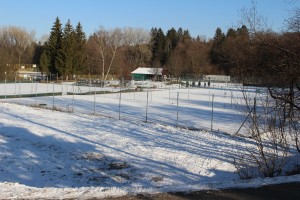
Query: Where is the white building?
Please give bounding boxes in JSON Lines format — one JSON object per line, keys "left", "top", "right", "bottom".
{"left": 203, "top": 75, "right": 230, "bottom": 82}
{"left": 131, "top": 67, "right": 163, "bottom": 81}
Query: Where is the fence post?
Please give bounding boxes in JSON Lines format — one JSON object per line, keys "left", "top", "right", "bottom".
{"left": 94, "top": 85, "right": 96, "bottom": 115}
{"left": 146, "top": 90, "right": 149, "bottom": 122}
{"left": 176, "top": 92, "right": 179, "bottom": 127}
{"left": 35, "top": 81, "right": 37, "bottom": 105}
{"left": 188, "top": 85, "right": 190, "bottom": 100}
{"left": 4, "top": 72, "right": 6, "bottom": 99}
{"left": 61, "top": 82, "right": 63, "bottom": 95}
{"left": 231, "top": 90, "right": 233, "bottom": 109}
{"left": 89, "top": 84, "right": 91, "bottom": 95}
{"left": 31, "top": 79, "right": 33, "bottom": 94}
{"left": 118, "top": 88, "right": 121, "bottom": 120}
{"left": 224, "top": 91, "right": 227, "bottom": 109}
{"left": 208, "top": 89, "right": 211, "bottom": 106}
{"left": 14, "top": 77, "right": 17, "bottom": 95}
{"left": 52, "top": 82, "right": 55, "bottom": 110}
{"left": 169, "top": 83, "right": 171, "bottom": 103}
{"left": 72, "top": 84, "right": 75, "bottom": 112}
{"left": 211, "top": 94, "right": 214, "bottom": 132}
{"left": 18, "top": 81, "right": 21, "bottom": 104}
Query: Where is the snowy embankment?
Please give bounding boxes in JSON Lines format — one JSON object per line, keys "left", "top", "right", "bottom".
{"left": 0, "top": 102, "right": 300, "bottom": 199}
{"left": 0, "top": 82, "right": 300, "bottom": 199}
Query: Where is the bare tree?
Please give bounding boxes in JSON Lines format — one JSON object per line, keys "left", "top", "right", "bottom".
{"left": 234, "top": 1, "right": 299, "bottom": 179}
{"left": 0, "top": 26, "right": 35, "bottom": 80}
{"left": 123, "top": 27, "right": 151, "bottom": 68}
{"left": 7, "top": 26, "right": 35, "bottom": 66}
{"left": 239, "top": 0, "right": 269, "bottom": 35}
{"left": 185, "top": 40, "right": 210, "bottom": 79}
{"left": 92, "top": 27, "right": 124, "bottom": 81}
{"left": 94, "top": 27, "right": 108, "bottom": 80}
{"left": 166, "top": 42, "right": 186, "bottom": 78}
{"left": 285, "top": 8, "right": 300, "bottom": 32}
{"left": 235, "top": 91, "right": 289, "bottom": 178}
{"left": 104, "top": 28, "right": 123, "bottom": 80}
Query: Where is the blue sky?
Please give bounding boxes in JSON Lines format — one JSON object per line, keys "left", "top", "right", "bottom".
{"left": 0, "top": 0, "right": 298, "bottom": 41}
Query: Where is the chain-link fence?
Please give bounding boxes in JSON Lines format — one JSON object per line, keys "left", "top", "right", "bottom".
{"left": 0, "top": 80, "right": 252, "bottom": 134}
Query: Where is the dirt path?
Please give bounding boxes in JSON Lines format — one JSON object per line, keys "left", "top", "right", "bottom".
{"left": 101, "top": 182, "right": 300, "bottom": 200}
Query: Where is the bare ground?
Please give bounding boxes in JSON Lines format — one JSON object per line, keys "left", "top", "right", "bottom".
{"left": 99, "top": 182, "right": 300, "bottom": 200}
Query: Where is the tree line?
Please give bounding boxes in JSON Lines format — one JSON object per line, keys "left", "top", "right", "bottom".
{"left": 0, "top": 7, "right": 299, "bottom": 85}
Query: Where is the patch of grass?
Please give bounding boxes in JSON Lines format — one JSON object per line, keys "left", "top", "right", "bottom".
{"left": 108, "top": 162, "right": 129, "bottom": 170}
{"left": 151, "top": 176, "right": 164, "bottom": 182}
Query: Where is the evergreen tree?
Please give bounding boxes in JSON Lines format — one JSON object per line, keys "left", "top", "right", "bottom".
{"left": 166, "top": 28, "right": 178, "bottom": 50}
{"left": 40, "top": 18, "right": 87, "bottom": 80}
{"left": 237, "top": 25, "right": 250, "bottom": 38}
{"left": 74, "top": 22, "right": 87, "bottom": 75}
{"left": 40, "top": 17, "right": 63, "bottom": 76}
{"left": 60, "top": 19, "right": 76, "bottom": 79}
{"left": 39, "top": 45, "right": 50, "bottom": 74}
{"left": 150, "top": 28, "right": 166, "bottom": 66}
{"left": 210, "top": 27, "right": 225, "bottom": 64}
{"left": 177, "top": 27, "right": 183, "bottom": 41}
{"left": 226, "top": 28, "right": 237, "bottom": 38}
{"left": 182, "top": 29, "right": 192, "bottom": 43}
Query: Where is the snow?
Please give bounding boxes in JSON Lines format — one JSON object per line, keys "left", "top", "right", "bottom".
{"left": 131, "top": 67, "right": 163, "bottom": 75}
{"left": 0, "top": 82, "right": 299, "bottom": 199}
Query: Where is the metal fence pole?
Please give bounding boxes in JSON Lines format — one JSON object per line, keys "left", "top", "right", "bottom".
{"left": 224, "top": 91, "right": 226, "bottom": 109}
{"left": 188, "top": 84, "right": 190, "bottom": 100}
{"left": 169, "top": 83, "right": 171, "bottom": 103}
{"left": 89, "top": 84, "right": 91, "bottom": 95}
{"left": 118, "top": 88, "right": 121, "bottom": 120}
{"left": 176, "top": 92, "right": 179, "bottom": 127}
{"left": 72, "top": 84, "right": 75, "bottom": 112}
{"left": 211, "top": 94, "right": 214, "bottom": 132}
{"left": 94, "top": 86, "right": 96, "bottom": 115}
{"left": 18, "top": 81, "right": 21, "bottom": 104}
{"left": 231, "top": 90, "right": 233, "bottom": 109}
{"left": 14, "top": 76, "right": 16, "bottom": 95}
{"left": 52, "top": 82, "right": 55, "bottom": 110}
{"left": 146, "top": 90, "right": 149, "bottom": 122}
{"left": 4, "top": 72, "right": 6, "bottom": 99}
{"left": 31, "top": 78, "right": 33, "bottom": 94}
{"left": 35, "top": 81, "right": 37, "bottom": 105}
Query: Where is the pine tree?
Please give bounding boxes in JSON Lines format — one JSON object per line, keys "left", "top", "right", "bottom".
{"left": 60, "top": 19, "right": 76, "bottom": 79}
{"left": 41, "top": 18, "right": 87, "bottom": 80}
{"left": 40, "top": 17, "right": 63, "bottom": 77}
{"left": 74, "top": 22, "right": 87, "bottom": 76}
{"left": 50, "top": 17, "right": 63, "bottom": 76}
{"left": 150, "top": 28, "right": 166, "bottom": 66}
{"left": 226, "top": 28, "right": 237, "bottom": 38}
{"left": 166, "top": 28, "right": 178, "bottom": 51}
{"left": 182, "top": 29, "right": 192, "bottom": 43}
{"left": 39, "top": 47, "right": 50, "bottom": 74}
{"left": 210, "top": 27, "right": 225, "bottom": 64}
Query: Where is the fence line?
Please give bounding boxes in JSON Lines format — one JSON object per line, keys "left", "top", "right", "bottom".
{"left": 0, "top": 81, "right": 258, "bottom": 134}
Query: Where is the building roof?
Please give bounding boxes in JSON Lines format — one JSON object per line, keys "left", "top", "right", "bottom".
{"left": 131, "top": 67, "right": 163, "bottom": 75}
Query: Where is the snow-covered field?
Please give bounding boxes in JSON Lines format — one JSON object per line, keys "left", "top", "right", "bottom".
{"left": 1, "top": 82, "right": 248, "bottom": 134}
{"left": 0, "top": 82, "right": 299, "bottom": 199}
